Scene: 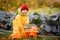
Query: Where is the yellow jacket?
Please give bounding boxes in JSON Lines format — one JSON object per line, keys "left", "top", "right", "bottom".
{"left": 13, "top": 12, "right": 29, "bottom": 36}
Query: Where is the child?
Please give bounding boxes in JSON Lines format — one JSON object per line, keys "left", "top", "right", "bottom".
{"left": 11, "top": 3, "right": 29, "bottom": 39}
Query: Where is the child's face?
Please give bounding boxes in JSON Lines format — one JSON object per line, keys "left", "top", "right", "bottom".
{"left": 21, "top": 10, "right": 28, "bottom": 16}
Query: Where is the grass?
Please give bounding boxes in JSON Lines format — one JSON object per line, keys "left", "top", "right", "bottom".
{"left": 29, "top": 7, "right": 60, "bottom": 16}
{"left": 0, "top": 29, "right": 12, "bottom": 40}
{"left": 0, "top": 29, "right": 60, "bottom": 40}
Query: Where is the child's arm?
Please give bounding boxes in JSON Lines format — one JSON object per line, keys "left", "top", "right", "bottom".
{"left": 13, "top": 14, "right": 22, "bottom": 34}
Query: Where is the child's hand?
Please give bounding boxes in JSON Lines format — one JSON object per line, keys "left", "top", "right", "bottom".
{"left": 19, "top": 27, "right": 23, "bottom": 31}
{"left": 19, "top": 27, "right": 25, "bottom": 34}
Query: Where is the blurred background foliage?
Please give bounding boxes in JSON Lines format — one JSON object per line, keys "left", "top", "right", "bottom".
{"left": 0, "top": 0, "right": 60, "bottom": 12}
